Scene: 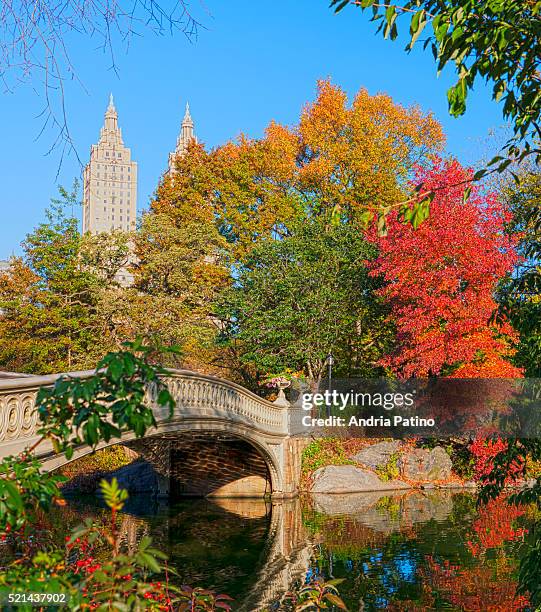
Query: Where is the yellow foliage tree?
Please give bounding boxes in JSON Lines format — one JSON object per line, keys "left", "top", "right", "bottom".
{"left": 155, "top": 79, "right": 444, "bottom": 260}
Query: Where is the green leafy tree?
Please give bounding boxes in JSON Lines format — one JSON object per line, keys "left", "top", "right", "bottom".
{"left": 95, "top": 210, "right": 230, "bottom": 372}
{"left": 331, "top": 0, "right": 541, "bottom": 176}
{"left": 0, "top": 190, "right": 100, "bottom": 373}
{"left": 0, "top": 187, "right": 128, "bottom": 374}
{"left": 216, "top": 221, "right": 393, "bottom": 390}
{"left": 79, "top": 229, "right": 132, "bottom": 284}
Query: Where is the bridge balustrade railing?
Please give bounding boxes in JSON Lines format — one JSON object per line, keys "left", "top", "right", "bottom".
{"left": 0, "top": 369, "right": 290, "bottom": 459}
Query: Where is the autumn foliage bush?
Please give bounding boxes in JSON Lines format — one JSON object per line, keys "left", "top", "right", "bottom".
{"left": 469, "top": 437, "right": 524, "bottom": 485}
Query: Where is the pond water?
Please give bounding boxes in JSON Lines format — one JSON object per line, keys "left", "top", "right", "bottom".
{"left": 61, "top": 490, "right": 533, "bottom": 611}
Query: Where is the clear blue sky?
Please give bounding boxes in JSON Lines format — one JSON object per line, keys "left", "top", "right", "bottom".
{"left": 0, "top": 1, "right": 505, "bottom": 258}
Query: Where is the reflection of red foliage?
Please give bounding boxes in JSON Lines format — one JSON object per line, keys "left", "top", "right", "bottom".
{"left": 390, "top": 556, "right": 529, "bottom": 612}
{"left": 389, "top": 496, "right": 530, "bottom": 611}
{"left": 466, "top": 496, "right": 527, "bottom": 556}
{"left": 469, "top": 437, "right": 524, "bottom": 484}
{"left": 423, "top": 556, "right": 529, "bottom": 611}
{"left": 427, "top": 497, "right": 528, "bottom": 610}
{"left": 372, "top": 159, "right": 521, "bottom": 379}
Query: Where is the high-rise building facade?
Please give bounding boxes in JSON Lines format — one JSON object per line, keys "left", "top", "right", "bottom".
{"left": 83, "top": 95, "right": 137, "bottom": 234}
{"left": 168, "top": 102, "right": 197, "bottom": 173}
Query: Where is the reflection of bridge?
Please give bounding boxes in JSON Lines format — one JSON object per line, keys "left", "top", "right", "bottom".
{"left": 0, "top": 370, "right": 306, "bottom": 498}
{"left": 115, "top": 497, "right": 313, "bottom": 612}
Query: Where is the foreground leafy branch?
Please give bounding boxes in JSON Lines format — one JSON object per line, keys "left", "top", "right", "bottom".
{"left": 0, "top": 340, "right": 175, "bottom": 534}
{"left": 332, "top": 0, "right": 541, "bottom": 166}
{"left": 36, "top": 339, "right": 175, "bottom": 458}
{"left": 0, "top": 341, "right": 182, "bottom": 609}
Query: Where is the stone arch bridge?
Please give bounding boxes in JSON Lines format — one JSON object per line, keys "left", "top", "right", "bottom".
{"left": 0, "top": 370, "right": 307, "bottom": 498}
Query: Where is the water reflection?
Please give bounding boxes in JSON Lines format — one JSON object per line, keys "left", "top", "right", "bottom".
{"left": 63, "top": 490, "right": 532, "bottom": 611}
{"left": 303, "top": 491, "right": 531, "bottom": 611}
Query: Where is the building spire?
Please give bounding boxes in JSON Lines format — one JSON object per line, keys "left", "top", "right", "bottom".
{"left": 100, "top": 92, "right": 122, "bottom": 144}
{"left": 168, "top": 100, "right": 197, "bottom": 173}
{"left": 183, "top": 101, "right": 193, "bottom": 125}
{"left": 105, "top": 92, "right": 117, "bottom": 119}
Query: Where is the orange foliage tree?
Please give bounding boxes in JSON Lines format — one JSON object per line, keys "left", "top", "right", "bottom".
{"left": 145, "top": 80, "right": 444, "bottom": 379}
{"left": 157, "top": 79, "right": 444, "bottom": 260}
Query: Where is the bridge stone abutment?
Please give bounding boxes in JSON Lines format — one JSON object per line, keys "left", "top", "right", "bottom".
{"left": 0, "top": 369, "right": 308, "bottom": 499}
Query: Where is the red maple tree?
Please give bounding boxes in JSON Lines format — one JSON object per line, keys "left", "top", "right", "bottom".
{"left": 372, "top": 158, "right": 522, "bottom": 378}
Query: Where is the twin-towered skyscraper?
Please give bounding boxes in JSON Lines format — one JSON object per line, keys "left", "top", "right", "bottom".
{"left": 82, "top": 96, "right": 196, "bottom": 235}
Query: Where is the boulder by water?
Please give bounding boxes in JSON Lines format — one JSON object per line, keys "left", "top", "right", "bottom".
{"left": 399, "top": 446, "right": 452, "bottom": 481}
{"left": 310, "top": 465, "right": 411, "bottom": 494}
{"left": 352, "top": 440, "right": 403, "bottom": 469}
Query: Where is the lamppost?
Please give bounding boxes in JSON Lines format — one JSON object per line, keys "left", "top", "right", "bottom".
{"left": 326, "top": 352, "right": 334, "bottom": 418}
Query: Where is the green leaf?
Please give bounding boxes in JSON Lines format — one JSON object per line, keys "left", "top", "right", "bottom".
{"left": 108, "top": 359, "right": 123, "bottom": 382}
{"left": 3, "top": 481, "right": 23, "bottom": 512}
{"left": 473, "top": 168, "right": 488, "bottom": 180}
{"left": 137, "top": 552, "right": 161, "bottom": 573}
{"left": 409, "top": 10, "right": 427, "bottom": 48}
{"left": 448, "top": 78, "right": 468, "bottom": 116}
{"left": 157, "top": 388, "right": 171, "bottom": 407}
{"left": 331, "top": 0, "right": 350, "bottom": 12}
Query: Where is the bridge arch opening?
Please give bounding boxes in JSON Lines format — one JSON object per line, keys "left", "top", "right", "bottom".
{"left": 129, "top": 432, "right": 275, "bottom": 499}
{"left": 52, "top": 429, "right": 282, "bottom": 499}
